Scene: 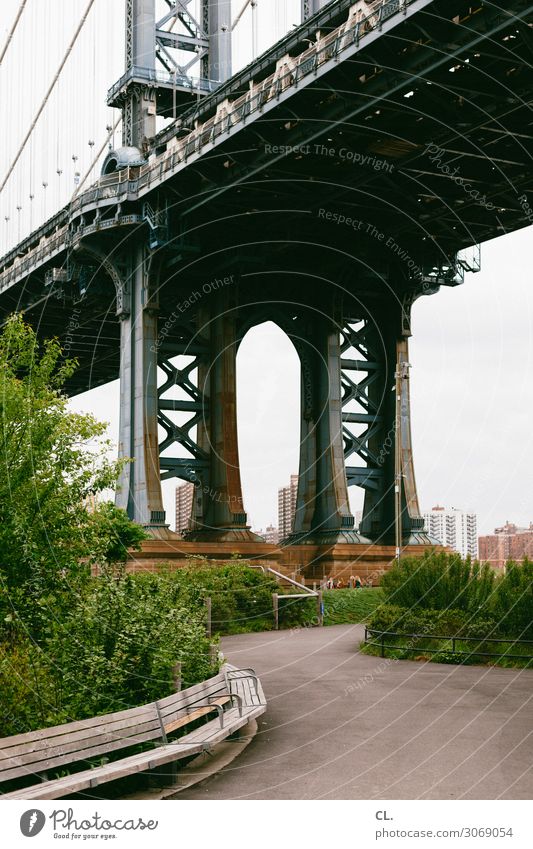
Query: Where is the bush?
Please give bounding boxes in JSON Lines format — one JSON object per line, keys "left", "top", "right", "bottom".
{"left": 366, "top": 604, "right": 501, "bottom": 640}
{"left": 381, "top": 551, "right": 496, "bottom": 615}
{"left": 43, "top": 571, "right": 214, "bottom": 720}
{"left": 492, "top": 559, "right": 533, "bottom": 640}
{"left": 0, "top": 641, "right": 63, "bottom": 737}
{"left": 0, "top": 571, "right": 215, "bottom": 735}
{"left": 160, "top": 560, "right": 314, "bottom": 634}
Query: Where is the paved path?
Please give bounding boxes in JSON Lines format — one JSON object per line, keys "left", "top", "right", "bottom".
{"left": 179, "top": 624, "right": 532, "bottom": 800}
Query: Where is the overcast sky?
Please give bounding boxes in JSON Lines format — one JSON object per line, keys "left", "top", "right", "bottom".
{"left": 1, "top": 0, "right": 532, "bottom": 535}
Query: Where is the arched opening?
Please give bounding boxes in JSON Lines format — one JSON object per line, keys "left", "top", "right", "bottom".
{"left": 236, "top": 321, "right": 301, "bottom": 538}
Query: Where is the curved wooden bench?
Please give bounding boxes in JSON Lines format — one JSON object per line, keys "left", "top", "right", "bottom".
{"left": 0, "top": 665, "right": 265, "bottom": 800}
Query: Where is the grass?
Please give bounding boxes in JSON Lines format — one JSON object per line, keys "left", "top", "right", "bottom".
{"left": 322, "top": 588, "right": 384, "bottom": 625}
{"left": 360, "top": 633, "right": 533, "bottom": 669}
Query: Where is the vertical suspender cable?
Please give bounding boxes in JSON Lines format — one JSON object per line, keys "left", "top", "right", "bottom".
{"left": 0, "top": 0, "right": 96, "bottom": 195}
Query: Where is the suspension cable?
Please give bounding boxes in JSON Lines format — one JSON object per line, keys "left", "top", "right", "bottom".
{"left": 0, "top": 0, "right": 96, "bottom": 195}
{"left": 71, "top": 115, "right": 122, "bottom": 199}
{"left": 0, "top": 0, "right": 28, "bottom": 67}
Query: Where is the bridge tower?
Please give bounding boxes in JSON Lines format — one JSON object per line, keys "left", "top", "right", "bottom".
{"left": 108, "top": 0, "right": 430, "bottom": 557}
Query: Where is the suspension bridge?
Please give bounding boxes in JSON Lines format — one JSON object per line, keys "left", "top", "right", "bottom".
{"left": 0, "top": 0, "right": 532, "bottom": 580}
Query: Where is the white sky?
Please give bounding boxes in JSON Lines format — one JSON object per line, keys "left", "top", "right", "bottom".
{"left": 1, "top": 0, "right": 532, "bottom": 535}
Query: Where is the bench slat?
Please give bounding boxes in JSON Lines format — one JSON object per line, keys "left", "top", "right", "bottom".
{"left": 0, "top": 665, "right": 265, "bottom": 799}
{"left": 1, "top": 704, "right": 266, "bottom": 801}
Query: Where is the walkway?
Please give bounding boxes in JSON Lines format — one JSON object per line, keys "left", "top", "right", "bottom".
{"left": 178, "top": 624, "right": 532, "bottom": 800}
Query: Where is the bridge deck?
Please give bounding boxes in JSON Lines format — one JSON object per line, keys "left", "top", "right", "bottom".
{"left": 0, "top": 0, "right": 531, "bottom": 394}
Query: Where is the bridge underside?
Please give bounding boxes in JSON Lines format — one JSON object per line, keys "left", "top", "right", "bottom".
{"left": 1, "top": 0, "right": 532, "bottom": 559}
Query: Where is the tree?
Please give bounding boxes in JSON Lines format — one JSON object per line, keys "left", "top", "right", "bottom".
{"left": 0, "top": 314, "right": 142, "bottom": 594}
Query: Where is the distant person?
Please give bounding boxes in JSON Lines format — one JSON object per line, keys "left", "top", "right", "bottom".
{"left": 337, "top": 578, "right": 344, "bottom": 589}
{"left": 354, "top": 575, "right": 362, "bottom": 589}
{"left": 348, "top": 575, "right": 355, "bottom": 589}
{"left": 326, "top": 577, "right": 334, "bottom": 590}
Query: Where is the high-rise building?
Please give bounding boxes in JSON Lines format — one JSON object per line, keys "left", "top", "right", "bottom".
{"left": 478, "top": 521, "right": 533, "bottom": 569}
{"left": 175, "top": 482, "right": 194, "bottom": 536}
{"left": 278, "top": 474, "right": 299, "bottom": 539}
{"left": 257, "top": 524, "right": 280, "bottom": 545}
{"left": 423, "top": 505, "right": 478, "bottom": 559}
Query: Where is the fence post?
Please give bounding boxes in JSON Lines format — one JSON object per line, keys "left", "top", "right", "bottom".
{"left": 317, "top": 591, "right": 324, "bottom": 627}
{"left": 209, "top": 643, "right": 218, "bottom": 669}
{"left": 172, "top": 662, "right": 182, "bottom": 692}
{"left": 272, "top": 593, "right": 279, "bottom": 630}
{"left": 205, "top": 597, "right": 212, "bottom": 638}
{"left": 452, "top": 637, "right": 456, "bottom": 655}
{"left": 381, "top": 633, "right": 385, "bottom": 658}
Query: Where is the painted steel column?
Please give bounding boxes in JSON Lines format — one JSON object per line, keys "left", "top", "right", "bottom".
{"left": 188, "top": 295, "right": 257, "bottom": 539}
{"left": 357, "top": 304, "right": 424, "bottom": 542}
{"left": 293, "top": 317, "right": 355, "bottom": 539}
{"left": 208, "top": 0, "right": 232, "bottom": 83}
{"left": 123, "top": 0, "right": 157, "bottom": 148}
{"left": 116, "top": 244, "right": 167, "bottom": 531}
{"left": 397, "top": 336, "right": 422, "bottom": 525}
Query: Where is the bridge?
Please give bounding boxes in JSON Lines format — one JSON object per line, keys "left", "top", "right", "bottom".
{"left": 1, "top": 0, "right": 532, "bottom": 578}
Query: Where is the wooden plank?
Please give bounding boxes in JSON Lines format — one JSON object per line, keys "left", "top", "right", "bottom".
{"left": 0, "top": 672, "right": 228, "bottom": 753}
{"left": 163, "top": 697, "right": 230, "bottom": 735}
{"left": 0, "top": 724, "right": 165, "bottom": 784}
{"left": 0, "top": 740, "right": 205, "bottom": 801}
{"left": 1, "top": 702, "right": 267, "bottom": 801}
{"left": 0, "top": 702, "right": 158, "bottom": 749}
{"left": 0, "top": 711, "right": 160, "bottom": 764}
{"left": 0, "top": 667, "right": 264, "bottom": 797}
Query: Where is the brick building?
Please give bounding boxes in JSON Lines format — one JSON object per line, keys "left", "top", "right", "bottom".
{"left": 478, "top": 521, "right": 533, "bottom": 569}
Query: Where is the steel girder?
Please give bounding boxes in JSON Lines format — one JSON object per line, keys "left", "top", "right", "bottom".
{"left": 340, "top": 307, "right": 425, "bottom": 542}
{"left": 117, "top": 1, "right": 232, "bottom": 148}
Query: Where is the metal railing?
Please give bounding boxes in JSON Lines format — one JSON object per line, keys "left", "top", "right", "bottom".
{"left": 364, "top": 627, "right": 533, "bottom": 661}
{"left": 107, "top": 65, "right": 218, "bottom": 105}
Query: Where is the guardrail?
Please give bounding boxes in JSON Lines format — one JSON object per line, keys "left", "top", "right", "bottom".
{"left": 364, "top": 627, "right": 533, "bottom": 661}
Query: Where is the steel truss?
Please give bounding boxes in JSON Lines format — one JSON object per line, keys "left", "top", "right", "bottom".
{"left": 340, "top": 312, "right": 426, "bottom": 541}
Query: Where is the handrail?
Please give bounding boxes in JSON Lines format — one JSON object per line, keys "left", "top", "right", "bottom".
{"left": 365, "top": 627, "right": 533, "bottom": 661}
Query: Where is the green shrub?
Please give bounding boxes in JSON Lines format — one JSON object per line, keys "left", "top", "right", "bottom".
{"left": 366, "top": 604, "right": 501, "bottom": 640}
{"left": 381, "top": 551, "right": 495, "bottom": 615}
{"left": 159, "top": 560, "right": 314, "bottom": 634}
{"left": 492, "top": 560, "right": 533, "bottom": 640}
{"left": 0, "top": 641, "right": 65, "bottom": 736}
{"left": 43, "top": 571, "right": 214, "bottom": 720}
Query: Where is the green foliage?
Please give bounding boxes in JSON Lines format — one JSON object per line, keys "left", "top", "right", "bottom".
{"left": 380, "top": 550, "right": 496, "bottom": 615}
{"left": 158, "top": 559, "right": 313, "bottom": 634}
{"left": 0, "top": 571, "right": 215, "bottom": 736}
{"left": 322, "top": 588, "right": 384, "bottom": 625}
{"left": 0, "top": 640, "right": 62, "bottom": 736}
{"left": 364, "top": 554, "right": 533, "bottom": 668}
{"left": 492, "top": 559, "right": 533, "bottom": 640}
{"left": 44, "top": 572, "right": 214, "bottom": 719}
{"left": 366, "top": 603, "right": 501, "bottom": 638}
{"left": 0, "top": 314, "right": 126, "bottom": 591}
{"left": 89, "top": 502, "right": 147, "bottom": 565}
